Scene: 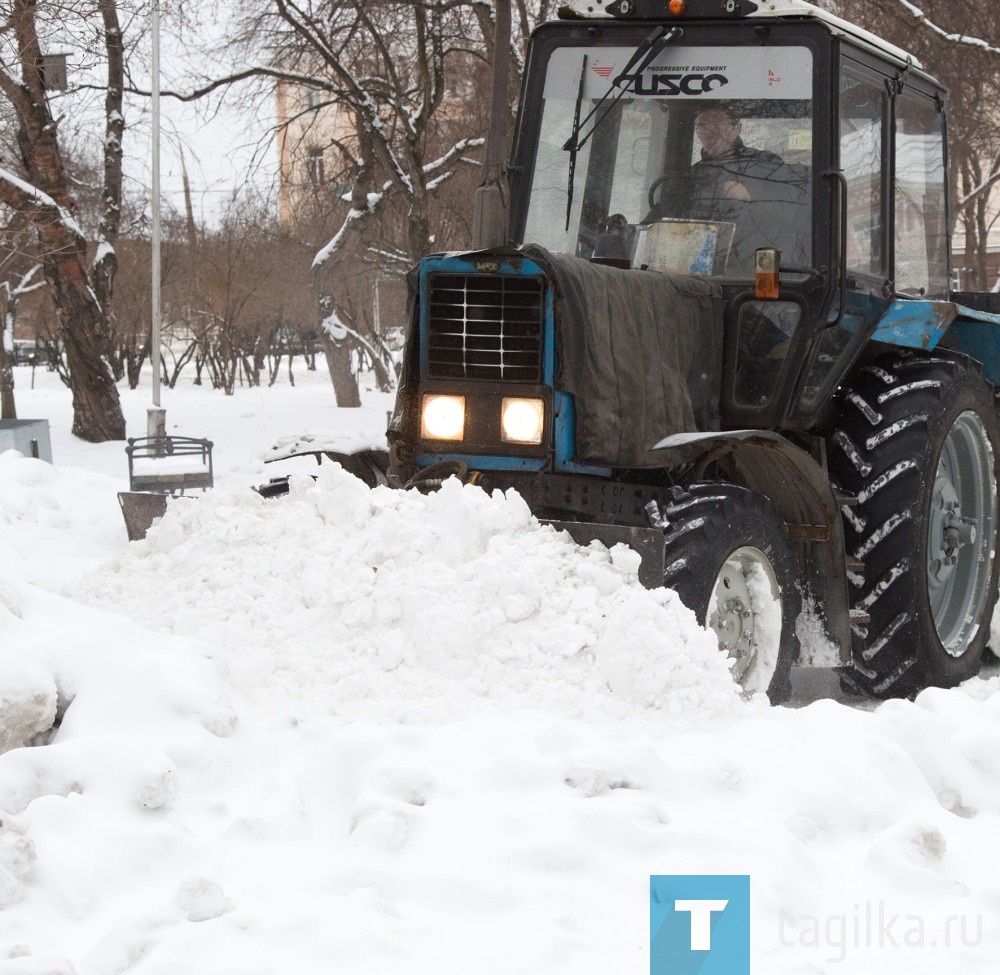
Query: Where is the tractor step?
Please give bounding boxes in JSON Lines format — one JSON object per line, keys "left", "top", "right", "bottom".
{"left": 834, "top": 488, "right": 860, "bottom": 506}
{"left": 846, "top": 554, "right": 864, "bottom": 572}
{"left": 849, "top": 608, "right": 871, "bottom": 626}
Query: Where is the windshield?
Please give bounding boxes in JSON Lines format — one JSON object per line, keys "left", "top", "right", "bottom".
{"left": 521, "top": 44, "right": 814, "bottom": 278}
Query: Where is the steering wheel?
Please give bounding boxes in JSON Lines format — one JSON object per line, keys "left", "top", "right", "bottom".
{"left": 648, "top": 174, "right": 687, "bottom": 211}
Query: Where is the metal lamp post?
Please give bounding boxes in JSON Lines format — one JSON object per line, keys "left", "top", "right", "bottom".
{"left": 148, "top": 0, "right": 165, "bottom": 441}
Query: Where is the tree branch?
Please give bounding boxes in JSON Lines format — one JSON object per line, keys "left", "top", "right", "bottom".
{"left": 893, "top": 0, "right": 1000, "bottom": 56}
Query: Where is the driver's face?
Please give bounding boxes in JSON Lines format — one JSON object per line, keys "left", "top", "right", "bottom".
{"left": 695, "top": 110, "right": 741, "bottom": 159}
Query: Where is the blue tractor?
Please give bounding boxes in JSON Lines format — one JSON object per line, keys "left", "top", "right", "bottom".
{"left": 386, "top": 0, "right": 1000, "bottom": 702}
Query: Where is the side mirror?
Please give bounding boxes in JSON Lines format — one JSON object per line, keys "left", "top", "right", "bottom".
{"left": 755, "top": 247, "right": 781, "bottom": 300}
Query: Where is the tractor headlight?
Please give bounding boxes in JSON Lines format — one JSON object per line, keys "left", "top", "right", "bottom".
{"left": 501, "top": 397, "right": 545, "bottom": 445}
{"left": 421, "top": 394, "right": 466, "bottom": 441}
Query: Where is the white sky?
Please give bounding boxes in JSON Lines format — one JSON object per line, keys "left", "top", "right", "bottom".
{"left": 142, "top": 91, "right": 277, "bottom": 225}
{"left": 134, "top": 13, "right": 279, "bottom": 225}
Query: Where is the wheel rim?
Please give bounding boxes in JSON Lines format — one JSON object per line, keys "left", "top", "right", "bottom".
{"left": 927, "top": 410, "right": 998, "bottom": 656}
{"left": 706, "top": 546, "right": 781, "bottom": 690}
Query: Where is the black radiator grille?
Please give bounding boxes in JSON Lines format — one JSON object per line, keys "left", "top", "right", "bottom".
{"left": 426, "top": 273, "right": 545, "bottom": 382}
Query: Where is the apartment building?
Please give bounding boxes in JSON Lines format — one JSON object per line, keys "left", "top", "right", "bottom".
{"left": 275, "top": 80, "right": 355, "bottom": 230}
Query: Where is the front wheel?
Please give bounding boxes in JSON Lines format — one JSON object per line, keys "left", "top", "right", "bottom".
{"left": 830, "top": 352, "right": 1000, "bottom": 697}
{"left": 661, "top": 483, "right": 800, "bottom": 703}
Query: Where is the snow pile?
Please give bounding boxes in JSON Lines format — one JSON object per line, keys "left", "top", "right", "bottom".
{"left": 2, "top": 374, "right": 1000, "bottom": 973}
{"left": 80, "top": 467, "right": 742, "bottom": 721}
{"left": 3, "top": 610, "right": 1000, "bottom": 973}
{"left": 0, "top": 449, "right": 125, "bottom": 588}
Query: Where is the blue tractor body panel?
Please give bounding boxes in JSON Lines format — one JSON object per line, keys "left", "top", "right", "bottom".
{"left": 869, "top": 299, "right": 1000, "bottom": 386}
{"left": 414, "top": 253, "right": 611, "bottom": 476}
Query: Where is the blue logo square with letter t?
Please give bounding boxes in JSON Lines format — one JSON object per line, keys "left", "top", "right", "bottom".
{"left": 650, "top": 875, "right": 750, "bottom": 975}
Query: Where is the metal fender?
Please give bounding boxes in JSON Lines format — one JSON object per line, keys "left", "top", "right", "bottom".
{"left": 651, "top": 429, "right": 852, "bottom": 657}
{"left": 872, "top": 300, "right": 1000, "bottom": 387}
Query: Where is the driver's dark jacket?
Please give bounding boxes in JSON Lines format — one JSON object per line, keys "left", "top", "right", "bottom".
{"left": 648, "top": 138, "right": 809, "bottom": 271}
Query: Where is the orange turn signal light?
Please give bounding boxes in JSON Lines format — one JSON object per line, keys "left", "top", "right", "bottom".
{"left": 754, "top": 248, "right": 781, "bottom": 300}
{"left": 668, "top": 0, "right": 687, "bottom": 13}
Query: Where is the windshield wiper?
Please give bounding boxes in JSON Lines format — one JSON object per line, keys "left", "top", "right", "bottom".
{"left": 565, "top": 54, "right": 588, "bottom": 231}
{"left": 563, "top": 25, "right": 680, "bottom": 154}
{"left": 563, "top": 25, "right": 681, "bottom": 231}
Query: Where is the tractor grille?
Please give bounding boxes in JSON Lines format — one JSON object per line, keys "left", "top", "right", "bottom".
{"left": 426, "top": 273, "right": 545, "bottom": 382}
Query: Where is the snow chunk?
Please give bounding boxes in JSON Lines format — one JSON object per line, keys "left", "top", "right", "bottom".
{"left": 0, "top": 813, "right": 35, "bottom": 908}
{"left": 174, "top": 876, "right": 233, "bottom": 922}
{"left": 135, "top": 760, "right": 178, "bottom": 811}
{"left": 0, "top": 654, "right": 57, "bottom": 754}
{"left": 0, "top": 573, "right": 22, "bottom": 619}
{"left": 741, "top": 561, "right": 783, "bottom": 696}
{"left": 0, "top": 954, "right": 76, "bottom": 974}
{"left": 795, "top": 595, "right": 842, "bottom": 667}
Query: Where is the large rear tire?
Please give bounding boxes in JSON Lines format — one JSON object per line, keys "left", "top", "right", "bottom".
{"left": 661, "top": 483, "right": 800, "bottom": 703}
{"left": 829, "top": 351, "right": 1000, "bottom": 697}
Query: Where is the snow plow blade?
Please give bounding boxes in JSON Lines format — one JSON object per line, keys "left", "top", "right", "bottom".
{"left": 295, "top": 447, "right": 390, "bottom": 488}
{"left": 257, "top": 446, "right": 391, "bottom": 497}
{"left": 542, "top": 519, "right": 666, "bottom": 589}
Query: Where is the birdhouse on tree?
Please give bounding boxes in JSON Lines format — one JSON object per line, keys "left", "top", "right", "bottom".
{"left": 37, "top": 54, "right": 68, "bottom": 92}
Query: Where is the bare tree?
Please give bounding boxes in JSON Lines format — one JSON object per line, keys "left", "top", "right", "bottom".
{"left": 0, "top": 0, "right": 126, "bottom": 440}
{"left": 259, "top": 1, "right": 488, "bottom": 405}
{"left": 182, "top": 191, "right": 311, "bottom": 394}
{"left": 0, "top": 215, "right": 45, "bottom": 418}
{"left": 159, "top": 1, "right": 551, "bottom": 406}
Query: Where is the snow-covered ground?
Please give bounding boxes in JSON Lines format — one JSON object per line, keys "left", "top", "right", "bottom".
{"left": 2, "top": 364, "right": 1000, "bottom": 974}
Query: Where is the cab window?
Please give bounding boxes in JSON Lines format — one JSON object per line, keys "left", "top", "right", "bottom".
{"left": 894, "top": 89, "right": 948, "bottom": 297}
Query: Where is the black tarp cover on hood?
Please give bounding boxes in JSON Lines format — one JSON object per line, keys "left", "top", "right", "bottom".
{"left": 522, "top": 245, "right": 724, "bottom": 467}
{"left": 391, "top": 246, "right": 724, "bottom": 470}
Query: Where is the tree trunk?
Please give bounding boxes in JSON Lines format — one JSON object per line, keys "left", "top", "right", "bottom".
{"left": 126, "top": 344, "right": 147, "bottom": 389}
{"left": 53, "top": 265, "right": 126, "bottom": 440}
{"left": 1, "top": 305, "right": 16, "bottom": 420}
{"left": 319, "top": 330, "right": 361, "bottom": 407}
{"left": 0, "top": 0, "right": 125, "bottom": 442}
{"left": 976, "top": 197, "right": 990, "bottom": 287}
{"left": 314, "top": 282, "right": 361, "bottom": 405}
{"left": 90, "top": 0, "right": 125, "bottom": 325}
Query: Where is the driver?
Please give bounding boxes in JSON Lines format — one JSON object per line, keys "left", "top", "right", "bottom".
{"left": 644, "top": 104, "right": 807, "bottom": 271}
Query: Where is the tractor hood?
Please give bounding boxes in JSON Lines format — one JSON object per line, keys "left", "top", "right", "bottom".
{"left": 392, "top": 246, "right": 724, "bottom": 469}
{"left": 521, "top": 245, "right": 723, "bottom": 466}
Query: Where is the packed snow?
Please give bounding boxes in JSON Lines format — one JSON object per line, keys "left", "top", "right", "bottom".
{"left": 2, "top": 365, "right": 1000, "bottom": 974}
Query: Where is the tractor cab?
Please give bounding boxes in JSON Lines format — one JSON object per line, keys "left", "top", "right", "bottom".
{"left": 508, "top": 0, "right": 949, "bottom": 428}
